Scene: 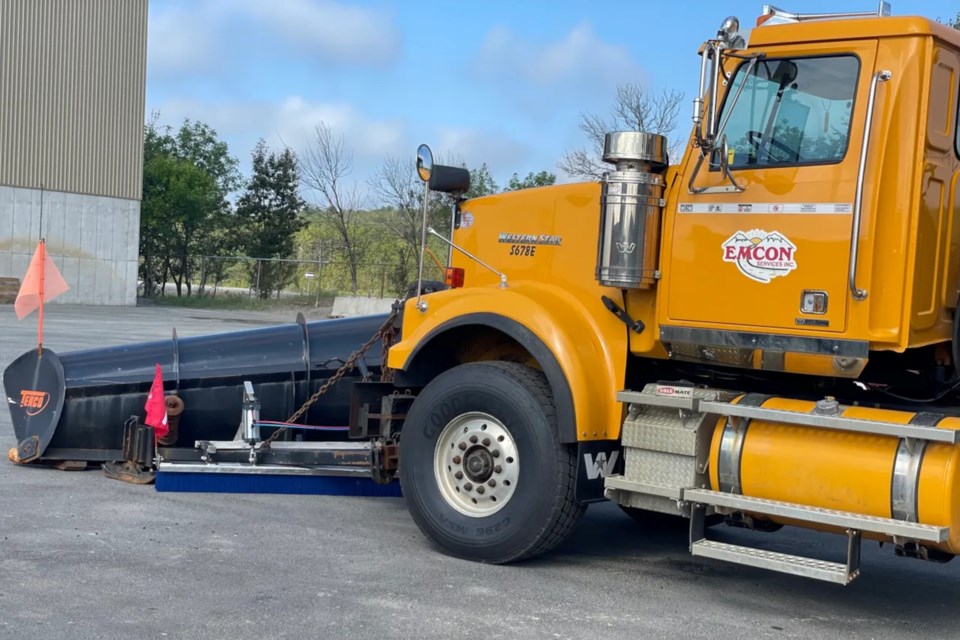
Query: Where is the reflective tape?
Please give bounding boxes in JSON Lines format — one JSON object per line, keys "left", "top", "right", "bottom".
{"left": 677, "top": 202, "right": 853, "bottom": 214}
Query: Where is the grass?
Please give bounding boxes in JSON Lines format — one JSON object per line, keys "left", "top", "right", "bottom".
{"left": 146, "top": 291, "right": 336, "bottom": 311}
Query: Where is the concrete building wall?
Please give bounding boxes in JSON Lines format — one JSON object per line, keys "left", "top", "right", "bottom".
{"left": 0, "top": 0, "right": 147, "bottom": 306}
{"left": 0, "top": 186, "right": 140, "bottom": 306}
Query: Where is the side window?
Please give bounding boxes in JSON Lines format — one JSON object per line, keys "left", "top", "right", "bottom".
{"left": 718, "top": 55, "right": 860, "bottom": 168}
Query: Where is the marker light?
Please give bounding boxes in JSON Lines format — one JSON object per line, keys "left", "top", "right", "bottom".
{"left": 445, "top": 267, "right": 465, "bottom": 288}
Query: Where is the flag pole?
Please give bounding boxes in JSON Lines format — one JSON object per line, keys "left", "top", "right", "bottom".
{"left": 38, "top": 238, "right": 45, "bottom": 354}
{"left": 38, "top": 185, "right": 46, "bottom": 355}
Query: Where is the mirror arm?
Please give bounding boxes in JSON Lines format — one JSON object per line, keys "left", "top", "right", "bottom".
{"left": 718, "top": 136, "right": 746, "bottom": 192}
{"left": 415, "top": 182, "right": 431, "bottom": 312}
{"left": 428, "top": 227, "right": 507, "bottom": 288}
{"left": 687, "top": 53, "right": 760, "bottom": 194}
{"left": 713, "top": 55, "right": 759, "bottom": 144}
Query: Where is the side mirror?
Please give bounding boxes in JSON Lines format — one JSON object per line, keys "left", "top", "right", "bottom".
{"left": 414, "top": 143, "right": 471, "bottom": 194}
{"left": 416, "top": 144, "right": 433, "bottom": 182}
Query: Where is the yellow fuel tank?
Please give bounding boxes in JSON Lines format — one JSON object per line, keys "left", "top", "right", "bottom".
{"left": 707, "top": 397, "right": 960, "bottom": 554}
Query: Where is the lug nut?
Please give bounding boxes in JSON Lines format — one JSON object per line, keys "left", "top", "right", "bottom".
{"left": 476, "top": 486, "right": 485, "bottom": 495}
{"left": 455, "top": 471, "right": 463, "bottom": 480}
{"left": 491, "top": 450, "right": 500, "bottom": 458}
{"left": 452, "top": 455, "right": 462, "bottom": 464}
{"left": 487, "top": 479, "right": 497, "bottom": 487}
{"left": 458, "top": 442, "right": 467, "bottom": 451}
{"left": 464, "top": 482, "right": 473, "bottom": 491}
{"left": 469, "top": 435, "right": 478, "bottom": 444}
{"left": 482, "top": 438, "right": 490, "bottom": 446}
{"left": 494, "top": 465, "right": 502, "bottom": 474}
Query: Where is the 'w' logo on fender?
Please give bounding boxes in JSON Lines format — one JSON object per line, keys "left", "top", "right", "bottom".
{"left": 583, "top": 451, "right": 620, "bottom": 480}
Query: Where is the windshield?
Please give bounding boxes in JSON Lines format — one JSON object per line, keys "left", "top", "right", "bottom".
{"left": 717, "top": 55, "right": 860, "bottom": 168}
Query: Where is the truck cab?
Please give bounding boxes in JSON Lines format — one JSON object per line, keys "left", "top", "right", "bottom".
{"left": 655, "top": 11, "right": 960, "bottom": 381}
{"left": 385, "top": 5, "right": 960, "bottom": 583}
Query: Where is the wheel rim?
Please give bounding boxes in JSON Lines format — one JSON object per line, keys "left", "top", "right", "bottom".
{"left": 433, "top": 411, "right": 519, "bottom": 517}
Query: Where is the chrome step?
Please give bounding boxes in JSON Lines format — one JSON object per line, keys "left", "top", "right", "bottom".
{"left": 690, "top": 539, "right": 858, "bottom": 584}
{"left": 605, "top": 474, "right": 683, "bottom": 500}
{"left": 684, "top": 489, "right": 949, "bottom": 542}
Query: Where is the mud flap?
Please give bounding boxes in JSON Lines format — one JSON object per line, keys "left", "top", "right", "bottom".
{"left": 3, "top": 348, "right": 65, "bottom": 463}
{"left": 575, "top": 440, "right": 623, "bottom": 503}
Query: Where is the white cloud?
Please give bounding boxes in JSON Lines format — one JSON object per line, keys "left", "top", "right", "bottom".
{"left": 147, "top": 0, "right": 402, "bottom": 80}
{"left": 150, "top": 96, "right": 536, "bottom": 195}
{"left": 148, "top": 5, "right": 221, "bottom": 79}
{"left": 435, "top": 127, "right": 531, "bottom": 177}
{"left": 475, "top": 22, "right": 643, "bottom": 91}
{"left": 233, "top": 0, "right": 401, "bottom": 66}
{"left": 152, "top": 96, "right": 414, "bottom": 209}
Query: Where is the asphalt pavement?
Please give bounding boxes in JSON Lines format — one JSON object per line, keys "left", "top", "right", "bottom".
{"left": 1, "top": 303, "right": 959, "bottom": 640}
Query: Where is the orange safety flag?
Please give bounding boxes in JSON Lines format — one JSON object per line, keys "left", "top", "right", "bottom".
{"left": 14, "top": 240, "right": 69, "bottom": 320}
{"left": 144, "top": 364, "right": 170, "bottom": 439}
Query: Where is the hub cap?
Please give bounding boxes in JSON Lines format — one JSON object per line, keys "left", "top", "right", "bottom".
{"left": 434, "top": 412, "right": 519, "bottom": 517}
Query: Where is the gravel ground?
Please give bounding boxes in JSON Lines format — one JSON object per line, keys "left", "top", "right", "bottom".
{"left": 1, "top": 303, "right": 959, "bottom": 640}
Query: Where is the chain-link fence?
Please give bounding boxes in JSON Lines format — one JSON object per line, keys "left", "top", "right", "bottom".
{"left": 147, "top": 255, "right": 444, "bottom": 303}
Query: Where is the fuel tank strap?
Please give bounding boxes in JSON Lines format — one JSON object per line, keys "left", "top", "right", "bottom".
{"left": 716, "top": 394, "right": 771, "bottom": 495}
{"left": 890, "top": 413, "right": 945, "bottom": 523}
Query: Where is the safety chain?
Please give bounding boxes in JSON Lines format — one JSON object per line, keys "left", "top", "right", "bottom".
{"left": 261, "top": 309, "right": 400, "bottom": 447}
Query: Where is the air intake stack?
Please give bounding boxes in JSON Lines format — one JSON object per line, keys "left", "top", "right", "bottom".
{"left": 595, "top": 131, "right": 668, "bottom": 289}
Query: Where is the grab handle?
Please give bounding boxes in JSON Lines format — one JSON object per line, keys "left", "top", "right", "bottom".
{"left": 849, "top": 69, "right": 891, "bottom": 301}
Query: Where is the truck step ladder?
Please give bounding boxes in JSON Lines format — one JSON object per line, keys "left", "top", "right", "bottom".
{"left": 612, "top": 385, "right": 956, "bottom": 583}
{"left": 685, "top": 488, "right": 950, "bottom": 584}
{"left": 690, "top": 538, "right": 861, "bottom": 584}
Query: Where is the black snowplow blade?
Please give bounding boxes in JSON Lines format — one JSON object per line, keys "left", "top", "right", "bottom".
{"left": 4, "top": 349, "right": 66, "bottom": 463}
{"left": 3, "top": 313, "right": 390, "bottom": 464}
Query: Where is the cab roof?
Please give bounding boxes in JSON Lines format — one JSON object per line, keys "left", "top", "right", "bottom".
{"left": 748, "top": 15, "right": 960, "bottom": 48}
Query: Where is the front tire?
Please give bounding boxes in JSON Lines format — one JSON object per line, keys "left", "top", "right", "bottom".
{"left": 399, "top": 361, "right": 584, "bottom": 563}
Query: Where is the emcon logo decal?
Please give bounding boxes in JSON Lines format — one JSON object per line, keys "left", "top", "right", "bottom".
{"left": 721, "top": 229, "right": 797, "bottom": 284}
{"left": 20, "top": 389, "right": 50, "bottom": 416}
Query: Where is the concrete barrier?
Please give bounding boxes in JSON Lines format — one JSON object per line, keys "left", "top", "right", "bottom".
{"left": 0, "top": 276, "right": 21, "bottom": 304}
{"left": 331, "top": 296, "right": 395, "bottom": 318}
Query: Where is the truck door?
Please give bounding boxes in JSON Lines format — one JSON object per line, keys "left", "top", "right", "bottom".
{"left": 669, "top": 42, "right": 878, "bottom": 334}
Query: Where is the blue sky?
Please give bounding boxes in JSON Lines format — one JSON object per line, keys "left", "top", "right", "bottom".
{"left": 147, "top": 0, "right": 959, "bottom": 196}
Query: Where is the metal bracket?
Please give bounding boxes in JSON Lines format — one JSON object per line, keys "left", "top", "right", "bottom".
{"left": 241, "top": 381, "right": 261, "bottom": 443}
{"left": 428, "top": 227, "right": 507, "bottom": 287}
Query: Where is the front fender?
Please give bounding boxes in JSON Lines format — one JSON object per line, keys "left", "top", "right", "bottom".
{"left": 388, "top": 283, "right": 627, "bottom": 442}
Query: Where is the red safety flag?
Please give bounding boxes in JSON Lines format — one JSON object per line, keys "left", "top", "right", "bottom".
{"left": 144, "top": 364, "right": 169, "bottom": 439}
{"left": 15, "top": 240, "right": 70, "bottom": 349}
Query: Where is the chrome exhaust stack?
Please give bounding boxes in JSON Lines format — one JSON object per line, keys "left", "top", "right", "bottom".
{"left": 595, "top": 131, "right": 668, "bottom": 290}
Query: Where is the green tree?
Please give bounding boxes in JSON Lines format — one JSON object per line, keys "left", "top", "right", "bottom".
{"left": 139, "top": 116, "right": 240, "bottom": 296}
{"left": 505, "top": 170, "right": 557, "bottom": 191}
{"left": 141, "top": 154, "right": 217, "bottom": 296}
{"left": 370, "top": 155, "right": 455, "bottom": 290}
{"left": 236, "top": 140, "right": 307, "bottom": 299}
{"left": 466, "top": 163, "right": 498, "bottom": 198}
